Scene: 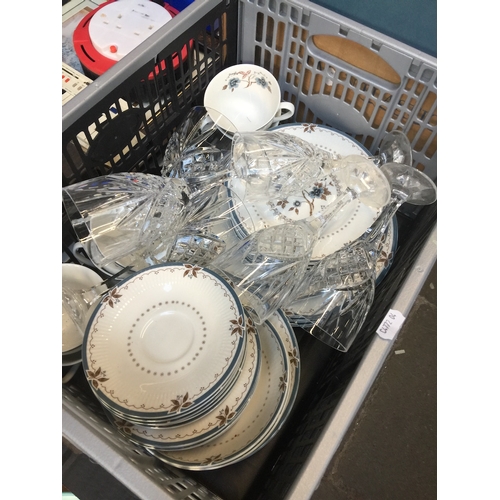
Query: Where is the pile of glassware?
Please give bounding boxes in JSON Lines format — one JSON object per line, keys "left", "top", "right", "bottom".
{"left": 63, "top": 105, "right": 437, "bottom": 353}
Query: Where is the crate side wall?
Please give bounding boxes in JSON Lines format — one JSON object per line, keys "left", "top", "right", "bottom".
{"left": 237, "top": 0, "right": 437, "bottom": 181}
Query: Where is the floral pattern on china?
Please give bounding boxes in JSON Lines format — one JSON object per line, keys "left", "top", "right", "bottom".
{"left": 106, "top": 315, "right": 261, "bottom": 451}
{"left": 82, "top": 263, "right": 247, "bottom": 419}
{"left": 221, "top": 69, "right": 273, "bottom": 94}
{"left": 149, "top": 310, "right": 301, "bottom": 470}
{"left": 272, "top": 176, "right": 342, "bottom": 220}
{"left": 228, "top": 123, "right": 385, "bottom": 261}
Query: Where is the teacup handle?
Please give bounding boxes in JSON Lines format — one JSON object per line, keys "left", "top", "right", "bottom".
{"left": 70, "top": 242, "right": 94, "bottom": 267}
{"left": 271, "top": 101, "right": 295, "bottom": 125}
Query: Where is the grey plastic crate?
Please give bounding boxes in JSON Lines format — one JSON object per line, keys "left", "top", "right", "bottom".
{"left": 239, "top": 0, "right": 437, "bottom": 180}
{"left": 62, "top": 0, "right": 437, "bottom": 498}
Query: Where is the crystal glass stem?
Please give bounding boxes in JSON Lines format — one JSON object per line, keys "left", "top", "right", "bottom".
{"left": 362, "top": 194, "right": 405, "bottom": 247}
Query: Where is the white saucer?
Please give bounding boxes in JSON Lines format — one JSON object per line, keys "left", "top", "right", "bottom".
{"left": 273, "top": 123, "right": 370, "bottom": 157}
{"left": 83, "top": 263, "right": 247, "bottom": 420}
{"left": 242, "top": 309, "right": 300, "bottom": 456}
{"left": 108, "top": 312, "right": 261, "bottom": 450}
{"left": 150, "top": 308, "right": 300, "bottom": 470}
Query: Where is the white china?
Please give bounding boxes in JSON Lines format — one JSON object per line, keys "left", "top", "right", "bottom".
{"left": 228, "top": 172, "right": 377, "bottom": 260}
{"left": 149, "top": 308, "right": 300, "bottom": 470}
{"left": 96, "top": 344, "right": 245, "bottom": 426}
{"left": 247, "top": 309, "right": 300, "bottom": 452}
{"left": 83, "top": 263, "right": 247, "bottom": 420}
{"left": 204, "top": 64, "right": 295, "bottom": 133}
{"left": 108, "top": 314, "right": 261, "bottom": 450}
{"left": 273, "top": 123, "right": 370, "bottom": 158}
{"left": 62, "top": 263, "right": 102, "bottom": 353}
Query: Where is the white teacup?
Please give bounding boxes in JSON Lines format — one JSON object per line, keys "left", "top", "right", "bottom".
{"left": 204, "top": 64, "right": 295, "bottom": 133}
{"left": 62, "top": 263, "right": 103, "bottom": 354}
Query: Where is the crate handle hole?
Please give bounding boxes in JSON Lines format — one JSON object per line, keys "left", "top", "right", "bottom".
{"left": 309, "top": 35, "right": 401, "bottom": 89}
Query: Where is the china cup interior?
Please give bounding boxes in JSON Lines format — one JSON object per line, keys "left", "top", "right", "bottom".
{"left": 204, "top": 64, "right": 281, "bottom": 133}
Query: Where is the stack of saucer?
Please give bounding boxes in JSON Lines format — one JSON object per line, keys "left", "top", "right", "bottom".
{"left": 103, "top": 310, "right": 261, "bottom": 450}
{"left": 82, "top": 263, "right": 247, "bottom": 429}
{"left": 81, "top": 263, "right": 300, "bottom": 465}
{"left": 148, "top": 309, "right": 301, "bottom": 469}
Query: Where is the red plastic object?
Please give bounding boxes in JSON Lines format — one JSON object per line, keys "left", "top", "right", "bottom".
{"left": 73, "top": 0, "right": 189, "bottom": 79}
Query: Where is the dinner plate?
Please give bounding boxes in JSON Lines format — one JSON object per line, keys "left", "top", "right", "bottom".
{"left": 83, "top": 263, "right": 247, "bottom": 420}
{"left": 248, "top": 309, "right": 300, "bottom": 451}
{"left": 107, "top": 314, "right": 261, "bottom": 450}
{"left": 149, "top": 319, "right": 287, "bottom": 469}
{"left": 149, "top": 308, "right": 300, "bottom": 470}
{"left": 62, "top": 263, "right": 102, "bottom": 353}
{"left": 273, "top": 123, "right": 370, "bottom": 157}
{"left": 227, "top": 123, "right": 383, "bottom": 261}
